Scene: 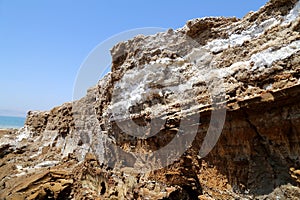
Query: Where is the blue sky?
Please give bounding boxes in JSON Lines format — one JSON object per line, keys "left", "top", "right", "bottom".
{"left": 0, "top": 0, "right": 268, "bottom": 117}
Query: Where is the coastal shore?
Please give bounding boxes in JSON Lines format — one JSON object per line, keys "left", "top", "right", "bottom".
{"left": 0, "top": 128, "right": 18, "bottom": 135}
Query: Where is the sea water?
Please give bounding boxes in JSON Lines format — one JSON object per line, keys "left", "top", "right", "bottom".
{"left": 0, "top": 116, "right": 25, "bottom": 129}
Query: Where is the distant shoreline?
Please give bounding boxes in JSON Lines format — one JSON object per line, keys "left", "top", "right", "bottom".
{"left": 0, "top": 115, "right": 26, "bottom": 119}
{"left": 0, "top": 127, "right": 20, "bottom": 130}
{"left": 0, "top": 128, "right": 18, "bottom": 135}
{"left": 0, "top": 115, "right": 25, "bottom": 129}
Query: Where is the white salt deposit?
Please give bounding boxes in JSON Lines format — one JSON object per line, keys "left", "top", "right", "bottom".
{"left": 109, "top": 35, "right": 300, "bottom": 119}
{"left": 205, "top": 17, "right": 280, "bottom": 53}
{"left": 16, "top": 131, "right": 30, "bottom": 142}
{"left": 205, "top": 0, "right": 300, "bottom": 54}
{"left": 35, "top": 160, "right": 59, "bottom": 168}
{"left": 282, "top": 0, "right": 300, "bottom": 26}
{"left": 250, "top": 40, "right": 300, "bottom": 70}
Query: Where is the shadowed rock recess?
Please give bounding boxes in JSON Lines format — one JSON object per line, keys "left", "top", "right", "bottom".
{"left": 1, "top": 0, "right": 300, "bottom": 199}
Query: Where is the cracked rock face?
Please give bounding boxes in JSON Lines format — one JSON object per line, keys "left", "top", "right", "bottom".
{"left": 1, "top": 0, "right": 300, "bottom": 199}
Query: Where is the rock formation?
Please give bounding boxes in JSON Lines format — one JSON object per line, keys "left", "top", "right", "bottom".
{"left": 1, "top": 0, "right": 300, "bottom": 199}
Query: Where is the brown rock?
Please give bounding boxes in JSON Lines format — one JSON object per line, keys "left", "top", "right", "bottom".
{"left": 1, "top": 0, "right": 300, "bottom": 199}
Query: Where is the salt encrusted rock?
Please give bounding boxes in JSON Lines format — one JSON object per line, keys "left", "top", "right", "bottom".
{"left": 0, "top": 0, "right": 300, "bottom": 199}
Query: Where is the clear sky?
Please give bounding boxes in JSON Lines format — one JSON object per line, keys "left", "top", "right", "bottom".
{"left": 0, "top": 0, "right": 269, "bottom": 117}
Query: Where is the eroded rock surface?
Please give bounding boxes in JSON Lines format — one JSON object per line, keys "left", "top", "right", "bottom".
{"left": 1, "top": 0, "right": 300, "bottom": 199}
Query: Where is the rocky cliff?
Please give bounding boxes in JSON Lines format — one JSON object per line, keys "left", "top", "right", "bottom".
{"left": 1, "top": 0, "right": 300, "bottom": 199}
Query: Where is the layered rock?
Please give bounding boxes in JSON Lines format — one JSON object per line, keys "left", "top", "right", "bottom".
{"left": 1, "top": 0, "right": 300, "bottom": 199}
